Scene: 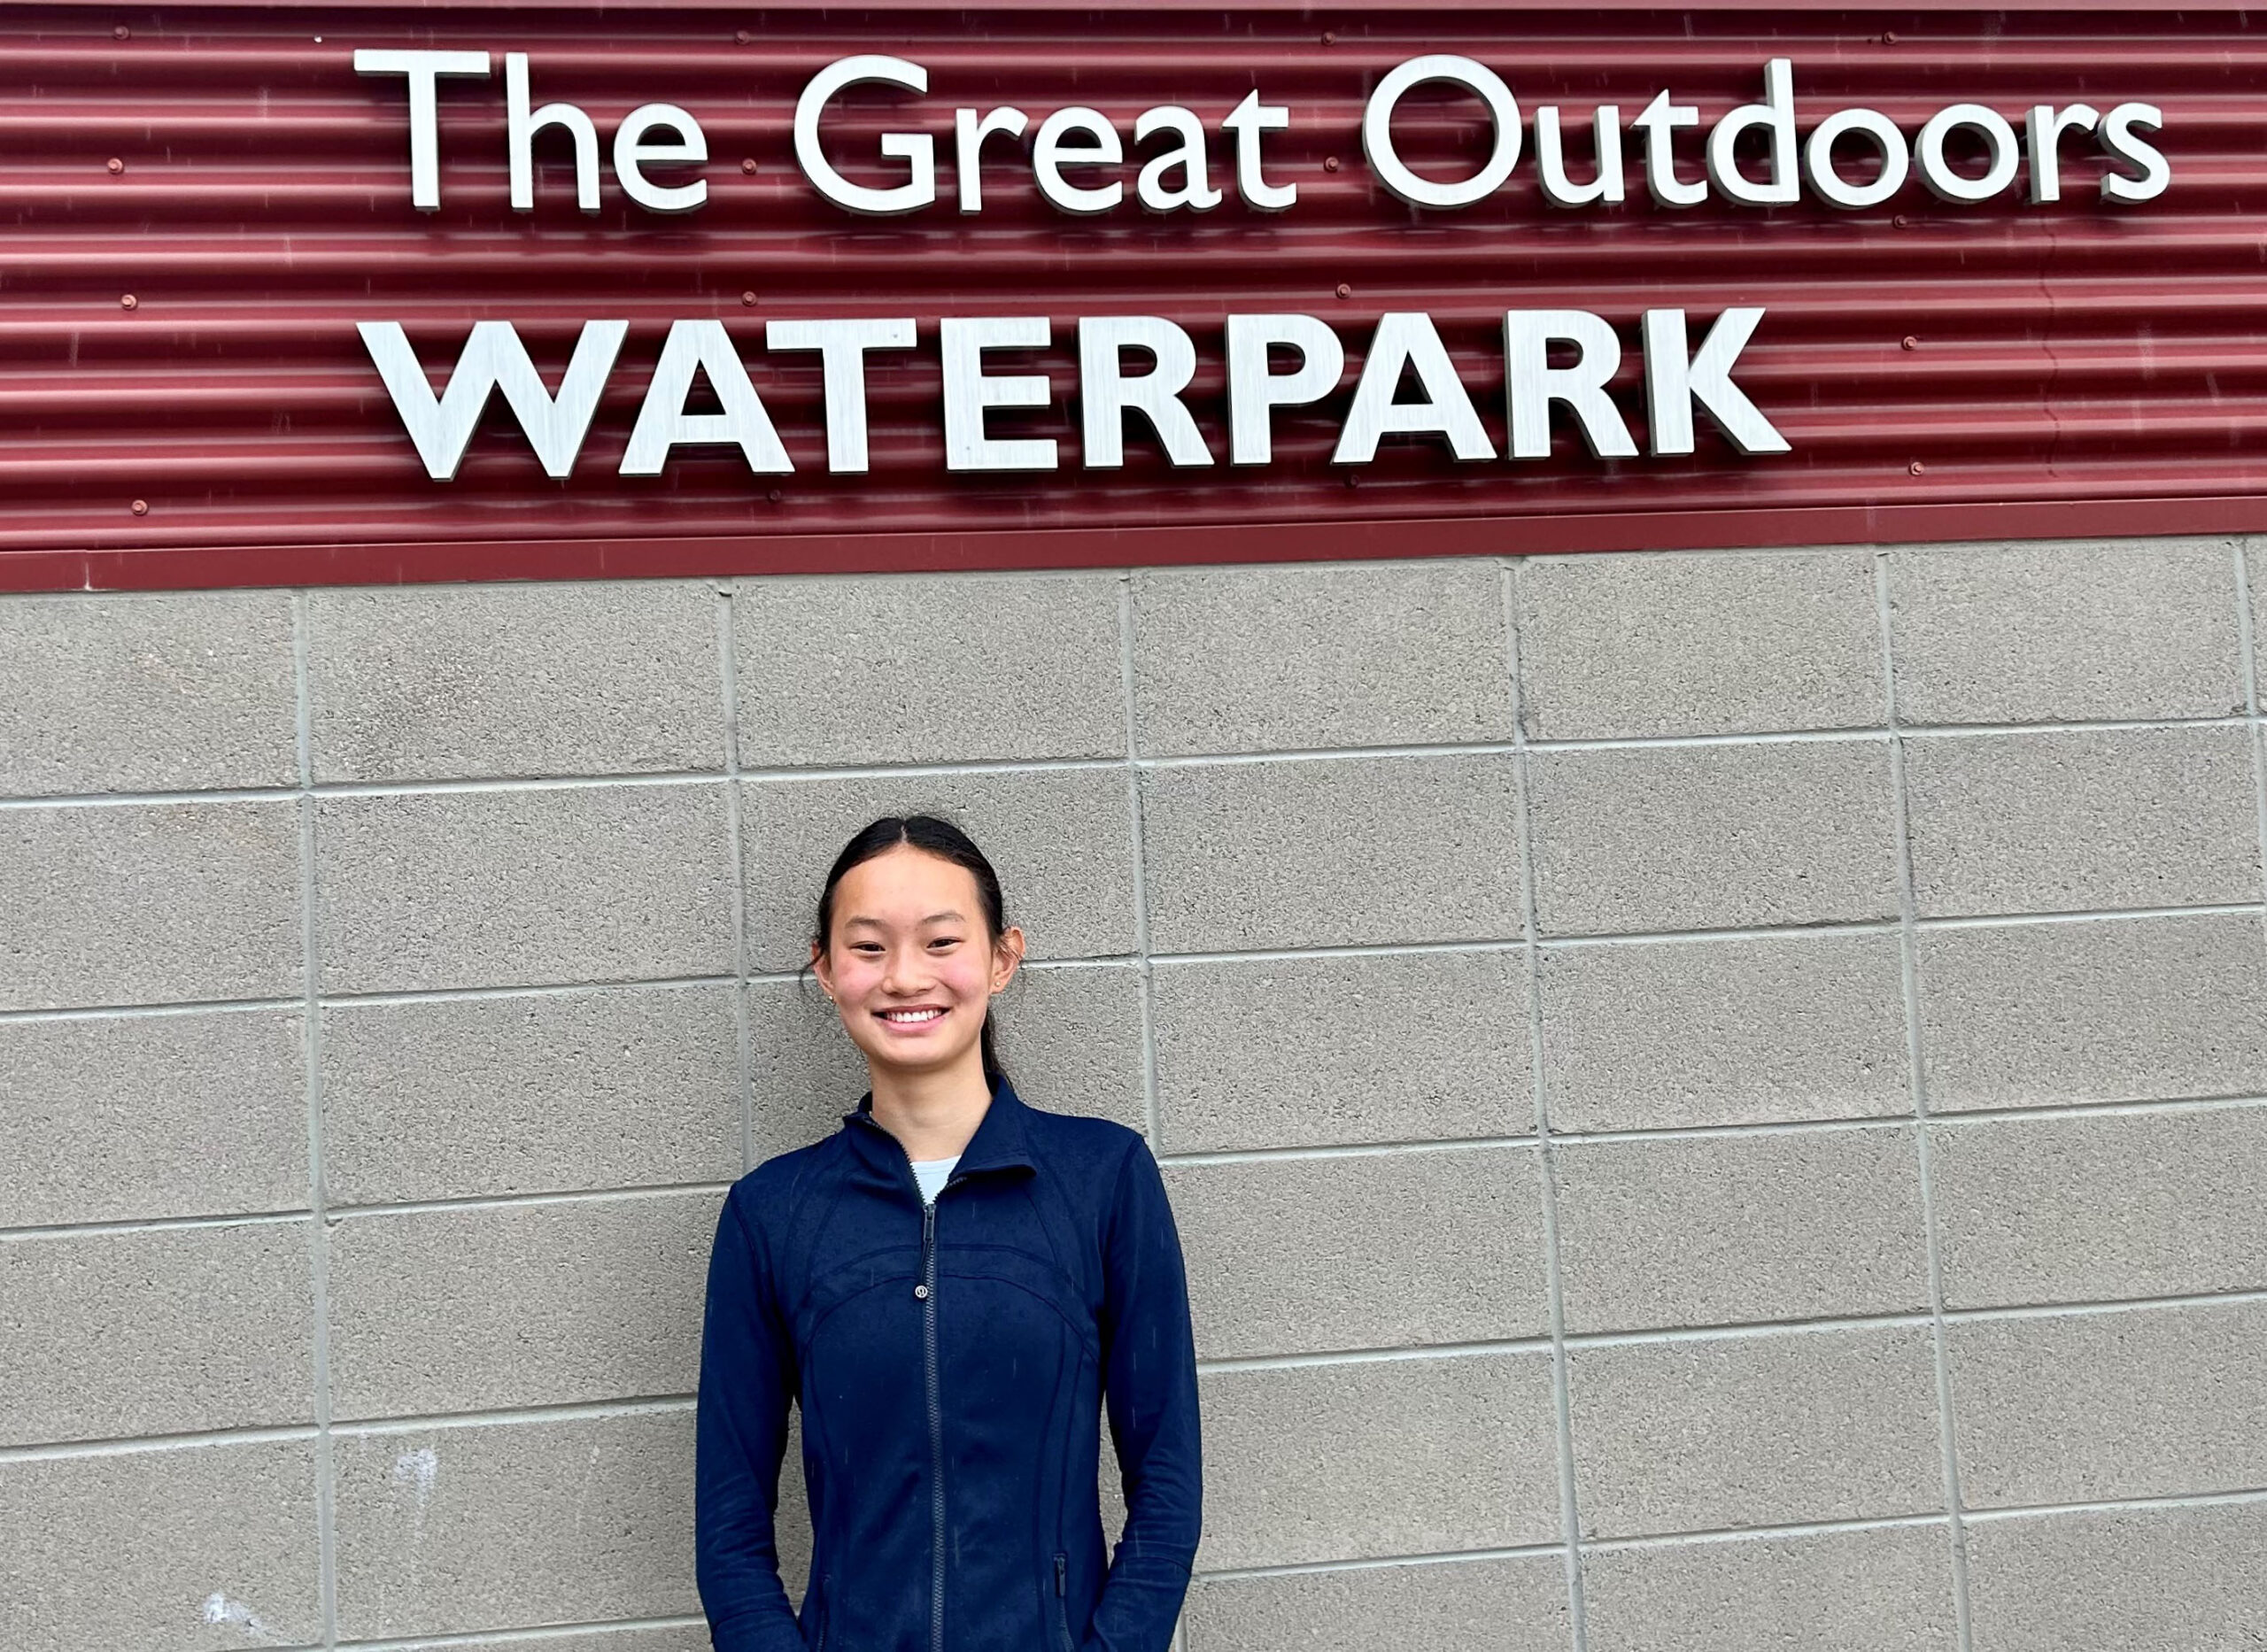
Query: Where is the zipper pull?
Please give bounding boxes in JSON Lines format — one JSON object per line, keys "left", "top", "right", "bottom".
{"left": 915, "top": 1201, "right": 936, "bottom": 1301}
{"left": 1055, "top": 1554, "right": 1066, "bottom": 1596}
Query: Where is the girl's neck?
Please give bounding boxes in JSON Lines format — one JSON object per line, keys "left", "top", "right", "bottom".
{"left": 869, "top": 1053, "right": 993, "bottom": 1162}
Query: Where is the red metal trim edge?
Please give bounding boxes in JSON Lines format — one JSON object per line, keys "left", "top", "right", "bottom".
{"left": 6, "top": 498, "right": 2259, "bottom": 594}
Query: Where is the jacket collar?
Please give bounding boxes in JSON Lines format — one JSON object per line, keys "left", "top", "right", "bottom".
{"left": 842, "top": 1074, "right": 1038, "bottom": 1181}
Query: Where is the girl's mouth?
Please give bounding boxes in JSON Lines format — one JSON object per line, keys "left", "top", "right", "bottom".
{"left": 876, "top": 1006, "right": 948, "bottom": 1026}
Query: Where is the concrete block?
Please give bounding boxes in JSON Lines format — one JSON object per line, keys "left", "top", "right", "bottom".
{"left": 1553, "top": 1127, "right": 1930, "bottom": 1333}
{"left": 1902, "top": 727, "right": 2259, "bottom": 916}
{"left": 1569, "top": 1326, "right": 1943, "bottom": 1538}
{"left": 0, "top": 1440, "right": 319, "bottom": 1652}
{"left": 1517, "top": 551, "right": 1884, "bottom": 739}
{"left": 747, "top": 962, "right": 1146, "bottom": 1161}
{"left": 1132, "top": 560, "right": 1515, "bottom": 755}
{"left": 1141, "top": 754, "right": 1523, "bottom": 953}
{"left": 0, "top": 591, "right": 298, "bottom": 797}
{"left": 1165, "top": 1146, "right": 1549, "bottom": 1359}
{"left": 307, "top": 582, "right": 724, "bottom": 783}
{"left": 390, "top": 1632, "right": 716, "bottom": 1652}
{"left": 1916, "top": 913, "right": 2267, "bottom": 1110}
{"left": 327, "top": 1190, "right": 721, "bottom": 1418}
{"left": 1183, "top": 1555, "right": 1567, "bottom": 1652}
{"left": 315, "top": 783, "right": 735, "bottom": 993}
{"left": 1527, "top": 741, "right": 1899, "bottom": 936}
{"left": 332, "top": 1409, "right": 701, "bottom": 1640}
{"left": 1967, "top": 1501, "right": 2267, "bottom": 1652}
{"left": 1584, "top": 1525, "right": 1958, "bottom": 1652}
{"left": 737, "top": 573, "right": 1124, "bottom": 765}
{"left": 1196, "top": 1353, "right": 1561, "bottom": 1569}
{"left": 0, "top": 800, "right": 301, "bottom": 1011}
{"left": 0, "top": 1008, "right": 305, "bottom": 1225}
{"left": 1950, "top": 1298, "right": 2267, "bottom": 1508}
{"left": 1539, "top": 932, "right": 1909, "bottom": 1133}
{"left": 1888, "top": 538, "right": 2246, "bottom": 724}
{"left": 740, "top": 767, "right": 1136, "bottom": 969}
{"left": 322, "top": 984, "right": 741, "bottom": 1205}
{"left": 1151, "top": 948, "right": 1531, "bottom": 1152}
{"left": 1933, "top": 1105, "right": 2267, "bottom": 1309}
{"left": 0, "top": 1221, "right": 313, "bottom": 1447}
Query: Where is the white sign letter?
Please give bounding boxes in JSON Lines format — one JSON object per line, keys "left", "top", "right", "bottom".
{"left": 615, "top": 104, "right": 708, "bottom": 213}
{"left": 1033, "top": 107, "right": 1124, "bottom": 215}
{"left": 765, "top": 317, "right": 917, "bottom": 474}
{"left": 1630, "top": 90, "right": 1706, "bottom": 207}
{"left": 1334, "top": 313, "right": 1493, "bottom": 464}
{"left": 1134, "top": 107, "right": 1222, "bottom": 212}
{"left": 956, "top": 106, "right": 1028, "bottom": 213}
{"left": 1642, "top": 307, "right": 1789, "bottom": 457}
{"left": 1226, "top": 314, "right": 1344, "bottom": 465}
{"left": 2099, "top": 102, "right": 2169, "bottom": 203}
{"left": 1505, "top": 311, "right": 1636, "bottom": 460}
{"left": 1220, "top": 91, "right": 1297, "bottom": 211}
{"left": 1363, "top": 55, "right": 1521, "bottom": 209}
{"left": 941, "top": 316, "right": 1056, "bottom": 471}
{"left": 505, "top": 53, "right": 600, "bottom": 212}
{"left": 1079, "top": 316, "right": 1212, "bottom": 467}
{"left": 354, "top": 49, "right": 491, "bottom": 211}
{"left": 358, "top": 319, "right": 625, "bottom": 479}
{"left": 620, "top": 320, "right": 793, "bottom": 475}
{"left": 1705, "top": 58, "right": 1798, "bottom": 206}
{"left": 1915, "top": 103, "right": 2022, "bottom": 203}
{"left": 795, "top": 56, "right": 936, "bottom": 215}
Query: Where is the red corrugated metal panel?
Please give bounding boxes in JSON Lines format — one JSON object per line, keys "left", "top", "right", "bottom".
{"left": 3, "top": 5, "right": 2263, "bottom": 589}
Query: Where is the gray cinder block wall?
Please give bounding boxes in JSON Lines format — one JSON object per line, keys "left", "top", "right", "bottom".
{"left": 4, "top": 538, "right": 2267, "bottom": 1652}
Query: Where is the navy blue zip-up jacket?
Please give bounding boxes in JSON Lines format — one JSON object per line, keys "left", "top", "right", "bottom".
{"left": 695, "top": 1077, "right": 1202, "bottom": 1652}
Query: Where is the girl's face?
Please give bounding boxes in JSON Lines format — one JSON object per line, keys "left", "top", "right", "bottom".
{"left": 811, "top": 844, "right": 1025, "bottom": 1084}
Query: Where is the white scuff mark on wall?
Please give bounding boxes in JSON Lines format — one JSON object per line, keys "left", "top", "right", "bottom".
{"left": 391, "top": 1445, "right": 439, "bottom": 1505}
{"left": 392, "top": 1445, "right": 441, "bottom": 1553}
{"left": 200, "top": 1592, "right": 278, "bottom": 1641}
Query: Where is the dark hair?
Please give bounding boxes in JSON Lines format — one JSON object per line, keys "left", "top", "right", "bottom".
{"left": 812, "top": 814, "right": 1010, "bottom": 1087}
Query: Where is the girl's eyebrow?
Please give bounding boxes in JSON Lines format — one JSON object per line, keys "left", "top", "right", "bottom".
{"left": 839, "top": 910, "right": 967, "bottom": 930}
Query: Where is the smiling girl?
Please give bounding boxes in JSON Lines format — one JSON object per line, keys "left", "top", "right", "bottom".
{"left": 695, "top": 814, "right": 1202, "bottom": 1652}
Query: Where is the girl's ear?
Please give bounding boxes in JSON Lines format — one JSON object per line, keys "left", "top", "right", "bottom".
{"left": 990, "top": 925, "right": 1027, "bottom": 993}
{"left": 810, "top": 939, "right": 837, "bottom": 1000}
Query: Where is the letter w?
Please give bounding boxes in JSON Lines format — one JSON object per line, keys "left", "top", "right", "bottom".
{"left": 358, "top": 319, "right": 628, "bottom": 479}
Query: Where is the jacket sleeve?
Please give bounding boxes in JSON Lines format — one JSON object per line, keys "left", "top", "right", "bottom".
{"left": 695, "top": 1187, "right": 808, "bottom": 1652}
{"left": 1088, "top": 1138, "right": 1203, "bottom": 1652}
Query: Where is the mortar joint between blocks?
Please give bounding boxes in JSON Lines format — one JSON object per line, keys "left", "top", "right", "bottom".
{"left": 716, "top": 587, "right": 756, "bottom": 1175}
{"left": 1118, "top": 573, "right": 1164, "bottom": 1153}
{"left": 1872, "top": 549, "right": 1977, "bottom": 1652}
{"left": 1500, "top": 555, "right": 1590, "bottom": 1652}
{"left": 290, "top": 590, "right": 340, "bottom": 1649}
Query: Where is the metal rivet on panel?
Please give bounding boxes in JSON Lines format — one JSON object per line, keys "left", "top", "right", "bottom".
{"left": 741, "top": 158, "right": 759, "bottom": 174}
{"left": 1321, "top": 28, "right": 1337, "bottom": 44}
{"left": 120, "top": 293, "right": 138, "bottom": 309}
{"left": 1335, "top": 282, "right": 1352, "bottom": 298}
{"left": 130, "top": 498, "right": 149, "bottom": 515}
{"left": 1901, "top": 336, "right": 1919, "bottom": 350}
{"left": 735, "top": 28, "right": 752, "bottom": 43}
{"left": 105, "top": 158, "right": 125, "bottom": 174}
{"left": 1909, "top": 460, "right": 1926, "bottom": 475}
{"left": 741, "top": 290, "right": 758, "bottom": 305}
{"left": 1893, "top": 214, "right": 1909, "bottom": 228}
{"left": 1324, "top": 156, "right": 1341, "bottom": 173}
{"left": 112, "top": 22, "right": 129, "bottom": 39}
{"left": 767, "top": 488, "right": 784, "bottom": 503}
{"left": 1884, "top": 30, "right": 1899, "bottom": 43}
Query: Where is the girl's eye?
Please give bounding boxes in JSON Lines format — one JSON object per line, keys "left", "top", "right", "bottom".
{"left": 929, "top": 938, "right": 962, "bottom": 950}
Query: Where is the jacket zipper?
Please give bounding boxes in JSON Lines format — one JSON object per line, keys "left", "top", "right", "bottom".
{"left": 1053, "top": 1552, "right": 1075, "bottom": 1652}
{"left": 889, "top": 1137, "right": 947, "bottom": 1652}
